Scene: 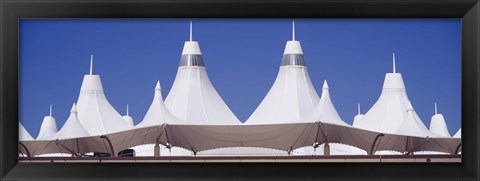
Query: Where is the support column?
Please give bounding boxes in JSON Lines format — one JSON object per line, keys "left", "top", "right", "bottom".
{"left": 324, "top": 143, "right": 330, "bottom": 156}
{"left": 154, "top": 142, "right": 160, "bottom": 157}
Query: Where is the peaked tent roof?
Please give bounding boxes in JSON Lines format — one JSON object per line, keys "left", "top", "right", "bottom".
{"left": 395, "top": 101, "right": 442, "bottom": 138}
{"left": 165, "top": 22, "right": 240, "bottom": 125}
{"left": 122, "top": 104, "right": 134, "bottom": 127}
{"left": 137, "top": 81, "right": 185, "bottom": 128}
{"left": 53, "top": 103, "right": 91, "bottom": 140}
{"left": 19, "top": 123, "right": 34, "bottom": 141}
{"left": 76, "top": 55, "right": 132, "bottom": 135}
{"left": 352, "top": 103, "right": 364, "bottom": 126}
{"left": 429, "top": 103, "right": 451, "bottom": 137}
{"left": 246, "top": 22, "right": 319, "bottom": 124}
{"left": 354, "top": 53, "right": 434, "bottom": 137}
{"left": 302, "top": 80, "right": 349, "bottom": 126}
{"left": 36, "top": 105, "right": 58, "bottom": 140}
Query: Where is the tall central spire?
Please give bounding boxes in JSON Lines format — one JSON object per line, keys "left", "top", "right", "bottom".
{"left": 292, "top": 20, "right": 295, "bottom": 41}
{"left": 357, "top": 103, "right": 361, "bottom": 115}
{"left": 90, "top": 54, "right": 94, "bottom": 75}
{"left": 392, "top": 52, "right": 396, "bottom": 73}
{"left": 49, "top": 104, "right": 52, "bottom": 117}
{"left": 434, "top": 102, "right": 438, "bottom": 115}
{"left": 126, "top": 104, "right": 129, "bottom": 116}
{"left": 190, "top": 21, "right": 193, "bottom": 41}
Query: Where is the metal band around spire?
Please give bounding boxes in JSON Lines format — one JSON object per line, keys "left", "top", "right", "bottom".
{"left": 281, "top": 54, "right": 305, "bottom": 66}
{"left": 179, "top": 54, "right": 205, "bottom": 67}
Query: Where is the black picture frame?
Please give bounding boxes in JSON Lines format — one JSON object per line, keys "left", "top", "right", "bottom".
{"left": 1, "top": 0, "right": 479, "bottom": 180}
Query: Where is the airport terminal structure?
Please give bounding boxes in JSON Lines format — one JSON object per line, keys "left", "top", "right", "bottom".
{"left": 18, "top": 21, "right": 462, "bottom": 162}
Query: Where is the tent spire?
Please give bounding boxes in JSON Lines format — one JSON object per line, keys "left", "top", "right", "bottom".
{"left": 292, "top": 20, "right": 295, "bottom": 41}
{"left": 435, "top": 102, "right": 438, "bottom": 115}
{"left": 155, "top": 80, "right": 161, "bottom": 91}
{"left": 322, "top": 80, "right": 329, "bottom": 89}
{"left": 90, "top": 54, "right": 94, "bottom": 75}
{"left": 49, "top": 104, "right": 52, "bottom": 117}
{"left": 357, "top": 103, "right": 361, "bottom": 115}
{"left": 190, "top": 21, "right": 193, "bottom": 41}
{"left": 392, "top": 52, "right": 396, "bottom": 73}
{"left": 126, "top": 104, "right": 129, "bottom": 116}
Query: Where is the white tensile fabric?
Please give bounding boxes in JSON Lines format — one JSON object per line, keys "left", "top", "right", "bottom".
{"left": 137, "top": 81, "right": 185, "bottom": 128}
{"left": 294, "top": 144, "right": 367, "bottom": 156}
{"left": 353, "top": 54, "right": 441, "bottom": 138}
{"left": 352, "top": 114, "right": 364, "bottom": 127}
{"left": 54, "top": 103, "right": 92, "bottom": 140}
{"left": 197, "top": 147, "right": 288, "bottom": 156}
{"left": 132, "top": 144, "right": 192, "bottom": 156}
{"left": 112, "top": 123, "right": 373, "bottom": 154}
{"left": 76, "top": 69, "right": 132, "bottom": 136}
{"left": 246, "top": 40, "right": 319, "bottom": 124}
{"left": 36, "top": 116, "right": 57, "bottom": 140}
{"left": 165, "top": 41, "right": 240, "bottom": 125}
{"left": 352, "top": 103, "right": 364, "bottom": 126}
{"left": 429, "top": 103, "right": 451, "bottom": 137}
{"left": 453, "top": 128, "right": 461, "bottom": 138}
{"left": 302, "top": 80, "right": 348, "bottom": 126}
{"left": 122, "top": 104, "right": 134, "bottom": 127}
{"left": 354, "top": 72, "right": 415, "bottom": 134}
{"left": 429, "top": 114, "right": 452, "bottom": 137}
{"left": 19, "top": 123, "right": 34, "bottom": 141}
{"left": 395, "top": 101, "right": 442, "bottom": 138}
{"left": 36, "top": 105, "right": 58, "bottom": 140}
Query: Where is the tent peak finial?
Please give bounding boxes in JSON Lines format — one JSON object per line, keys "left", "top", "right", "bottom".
{"left": 435, "top": 102, "right": 438, "bottom": 115}
{"left": 90, "top": 54, "right": 94, "bottom": 75}
{"left": 49, "top": 104, "right": 52, "bottom": 117}
{"left": 392, "top": 52, "right": 396, "bottom": 73}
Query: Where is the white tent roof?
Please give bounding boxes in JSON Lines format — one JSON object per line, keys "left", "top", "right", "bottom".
{"left": 53, "top": 103, "right": 91, "bottom": 140}
{"left": 246, "top": 23, "right": 319, "bottom": 124}
{"left": 165, "top": 23, "right": 240, "bottom": 125}
{"left": 352, "top": 103, "right": 365, "bottom": 126}
{"left": 36, "top": 105, "right": 58, "bottom": 140}
{"left": 453, "top": 128, "right": 461, "bottom": 138}
{"left": 19, "top": 123, "right": 34, "bottom": 141}
{"left": 302, "top": 80, "right": 349, "bottom": 126}
{"left": 395, "top": 101, "right": 442, "bottom": 138}
{"left": 136, "top": 81, "right": 185, "bottom": 128}
{"left": 122, "top": 104, "right": 134, "bottom": 127}
{"left": 429, "top": 103, "right": 451, "bottom": 137}
{"left": 76, "top": 55, "right": 132, "bottom": 135}
{"left": 354, "top": 53, "right": 435, "bottom": 137}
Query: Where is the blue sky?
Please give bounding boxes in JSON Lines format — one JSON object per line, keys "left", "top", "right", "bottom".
{"left": 19, "top": 19, "right": 461, "bottom": 137}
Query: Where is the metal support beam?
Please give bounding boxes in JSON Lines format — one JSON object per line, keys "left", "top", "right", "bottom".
{"left": 455, "top": 143, "right": 462, "bottom": 155}
{"left": 324, "top": 143, "right": 330, "bottom": 156}
{"left": 100, "top": 135, "right": 116, "bottom": 157}
{"left": 154, "top": 130, "right": 165, "bottom": 157}
{"left": 369, "top": 133, "right": 385, "bottom": 156}
{"left": 18, "top": 142, "right": 31, "bottom": 158}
